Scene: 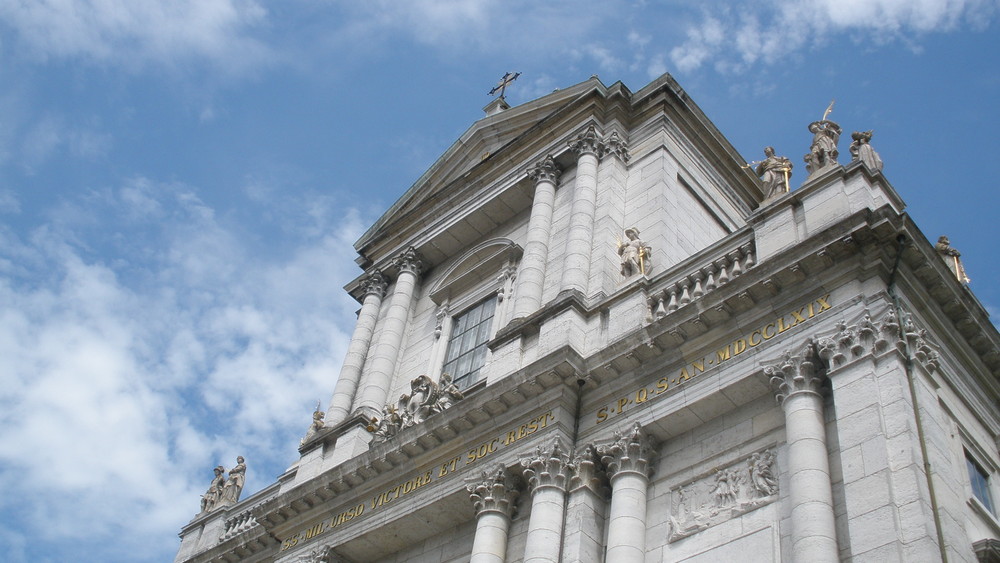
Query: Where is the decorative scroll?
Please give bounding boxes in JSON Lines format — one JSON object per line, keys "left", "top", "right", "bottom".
{"left": 667, "top": 449, "right": 779, "bottom": 542}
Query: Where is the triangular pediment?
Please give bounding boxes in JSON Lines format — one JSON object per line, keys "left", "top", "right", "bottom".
{"left": 356, "top": 77, "right": 609, "bottom": 256}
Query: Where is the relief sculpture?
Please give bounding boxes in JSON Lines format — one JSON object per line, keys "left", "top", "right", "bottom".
{"left": 368, "top": 374, "right": 464, "bottom": 442}
{"left": 668, "top": 449, "right": 778, "bottom": 542}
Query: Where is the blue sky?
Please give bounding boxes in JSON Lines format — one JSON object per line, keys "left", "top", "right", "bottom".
{"left": 0, "top": 1, "right": 997, "bottom": 562}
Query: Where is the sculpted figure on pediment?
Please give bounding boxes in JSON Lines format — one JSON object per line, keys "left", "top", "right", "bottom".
{"left": 804, "top": 119, "right": 842, "bottom": 175}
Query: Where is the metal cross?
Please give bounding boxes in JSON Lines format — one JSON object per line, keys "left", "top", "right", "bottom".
{"left": 489, "top": 72, "right": 521, "bottom": 98}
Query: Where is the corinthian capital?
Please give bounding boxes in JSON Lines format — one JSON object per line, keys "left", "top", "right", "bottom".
{"left": 528, "top": 155, "right": 562, "bottom": 184}
{"left": 466, "top": 464, "right": 520, "bottom": 519}
{"left": 765, "top": 341, "right": 826, "bottom": 405}
{"left": 568, "top": 124, "right": 603, "bottom": 158}
{"left": 360, "top": 269, "right": 388, "bottom": 298}
{"left": 604, "top": 131, "right": 630, "bottom": 162}
{"left": 599, "top": 422, "right": 656, "bottom": 480}
{"left": 392, "top": 246, "right": 423, "bottom": 277}
{"left": 520, "top": 436, "right": 573, "bottom": 494}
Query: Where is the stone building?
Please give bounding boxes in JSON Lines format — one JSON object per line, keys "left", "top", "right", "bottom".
{"left": 175, "top": 74, "right": 1000, "bottom": 562}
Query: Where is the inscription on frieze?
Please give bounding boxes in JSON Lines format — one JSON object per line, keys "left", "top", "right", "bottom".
{"left": 279, "top": 409, "right": 555, "bottom": 552}
{"left": 596, "top": 294, "right": 832, "bottom": 424}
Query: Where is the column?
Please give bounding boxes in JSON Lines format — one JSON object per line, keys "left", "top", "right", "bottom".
{"left": 513, "top": 155, "right": 560, "bottom": 319}
{"left": 520, "top": 437, "right": 572, "bottom": 563}
{"left": 325, "top": 270, "right": 387, "bottom": 425}
{"left": 600, "top": 422, "right": 656, "bottom": 563}
{"left": 356, "top": 247, "right": 422, "bottom": 413}
{"left": 562, "top": 445, "right": 608, "bottom": 563}
{"left": 560, "top": 125, "right": 603, "bottom": 294}
{"left": 766, "top": 344, "right": 839, "bottom": 563}
{"left": 467, "top": 465, "right": 520, "bottom": 563}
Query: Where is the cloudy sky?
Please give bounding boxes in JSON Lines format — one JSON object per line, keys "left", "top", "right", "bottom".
{"left": 0, "top": 1, "right": 997, "bottom": 561}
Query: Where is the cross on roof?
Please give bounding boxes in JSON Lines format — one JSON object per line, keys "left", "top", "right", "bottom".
{"left": 488, "top": 72, "right": 521, "bottom": 99}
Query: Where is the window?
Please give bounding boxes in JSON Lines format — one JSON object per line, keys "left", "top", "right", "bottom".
{"left": 967, "top": 451, "right": 996, "bottom": 516}
{"left": 442, "top": 297, "right": 497, "bottom": 390}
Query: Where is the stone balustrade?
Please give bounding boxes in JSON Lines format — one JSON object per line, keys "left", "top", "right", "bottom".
{"left": 645, "top": 235, "right": 756, "bottom": 322}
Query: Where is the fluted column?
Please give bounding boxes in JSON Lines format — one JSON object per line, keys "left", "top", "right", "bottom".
{"left": 513, "top": 155, "right": 561, "bottom": 319}
{"left": 467, "top": 465, "right": 520, "bottom": 563}
{"left": 520, "top": 437, "right": 572, "bottom": 563}
{"left": 560, "top": 125, "right": 603, "bottom": 294}
{"left": 601, "top": 422, "right": 656, "bottom": 563}
{"left": 356, "top": 247, "right": 422, "bottom": 413}
{"left": 326, "top": 270, "right": 387, "bottom": 425}
{"left": 766, "top": 343, "right": 838, "bottom": 563}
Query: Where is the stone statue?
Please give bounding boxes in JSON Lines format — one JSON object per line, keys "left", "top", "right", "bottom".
{"left": 369, "top": 404, "right": 402, "bottom": 441}
{"left": 804, "top": 119, "right": 842, "bottom": 175}
{"left": 936, "top": 236, "right": 971, "bottom": 283}
{"left": 199, "top": 465, "right": 226, "bottom": 513}
{"left": 219, "top": 456, "right": 246, "bottom": 506}
{"left": 755, "top": 146, "right": 793, "bottom": 199}
{"left": 748, "top": 451, "right": 777, "bottom": 497}
{"left": 302, "top": 402, "right": 325, "bottom": 444}
{"left": 617, "top": 227, "right": 650, "bottom": 277}
{"left": 437, "top": 372, "right": 464, "bottom": 410}
{"left": 849, "top": 130, "right": 883, "bottom": 172}
{"left": 369, "top": 374, "right": 465, "bottom": 442}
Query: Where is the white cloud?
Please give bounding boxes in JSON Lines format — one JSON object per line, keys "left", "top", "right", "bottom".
{"left": 0, "top": 176, "right": 365, "bottom": 561}
{"left": 0, "top": 0, "right": 271, "bottom": 72}
{"left": 669, "top": 0, "right": 998, "bottom": 73}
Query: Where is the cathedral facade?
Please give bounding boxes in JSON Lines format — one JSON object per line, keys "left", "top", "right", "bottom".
{"left": 175, "top": 74, "right": 1000, "bottom": 563}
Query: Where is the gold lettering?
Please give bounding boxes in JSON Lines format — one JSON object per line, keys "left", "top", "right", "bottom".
{"left": 807, "top": 302, "right": 815, "bottom": 317}
{"left": 678, "top": 367, "right": 691, "bottom": 381}
{"left": 596, "top": 406, "right": 609, "bottom": 423}
{"left": 789, "top": 308, "right": 807, "bottom": 324}
{"left": 816, "top": 295, "right": 832, "bottom": 312}
{"left": 635, "top": 387, "right": 649, "bottom": 403}
{"left": 691, "top": 359, "right": 705, "bottom": 373}
{"left": 538, "top": 411, "right": 554, "bottom": 428}
{"left": 616, "top": 397, "right": 629, "bottom": 413}
{"left": 503, "top": 430, "right": 517, "bottom": 445}
{"left": 777, "top": 316, "right": 791, "bottom": 333}
{"left": 527, "top": 418, "right": 539, "bottom": 433}
{"left": 749, "top": 330, "right": 762, "bottom": 346}
{"left": 716, "top": 346, "right": 731, "bottom": 363}
{"left": 733, "top": 338, "right": 747, "bottom": 355}
{"left": 656, "top": 377, "right": 670, "bottom": 394}
{"left": 762, "top": 322, "right": 776, "bottom": 340}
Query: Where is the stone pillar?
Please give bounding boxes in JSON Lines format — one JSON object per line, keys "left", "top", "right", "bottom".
{"left": 520, "top": 437, "right": 572, "bottom": 563}
{"left": 560, "top": 125, "right": 603, "bottom": 295}
{"left": 562, "top": 445, "right": 608, "bottom": 563}
{"left": 600, "top": 422, "right": 656, "bottom": 563}
{"left": 513, "top": 155, "right": 561, "bottom": 319}
{"left": 325, "top": 270, "right": 387, "bottom": 426}
{"left": 467, "top": 465, "right": 520, "bottom": 563}
{"left": 766, "top": 344, "right": 839, "bottom": 563}
{"left": 356, "top": 247, "right": 422, "bottom": 413}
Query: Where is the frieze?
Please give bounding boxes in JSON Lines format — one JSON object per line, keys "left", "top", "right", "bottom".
{"left": 597, "top": 294, "right": 832, "bottom": 425}
{"left": 279, "top": 409, "right": 555, "bottom": 553}
{"left": 667, "top": 448, "right": 779, "bottom": 542}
